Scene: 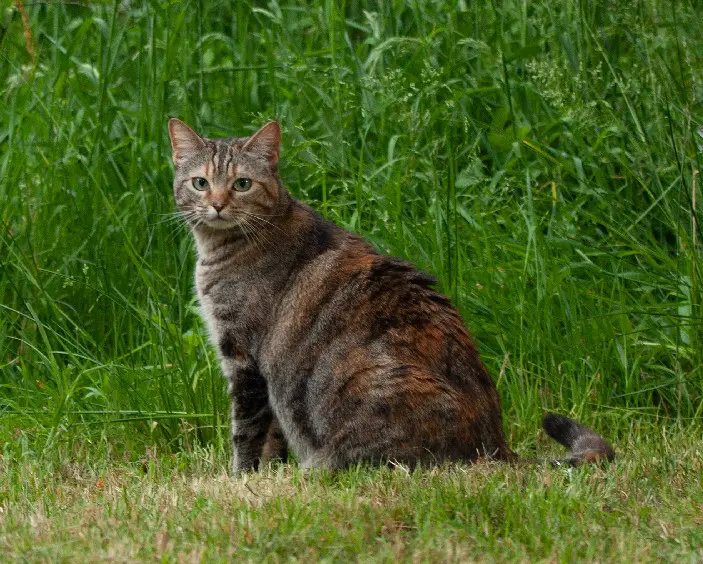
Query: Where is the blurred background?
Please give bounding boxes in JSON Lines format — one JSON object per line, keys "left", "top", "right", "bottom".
{"left": 1, "top": 0, "right": 701, "bottom": 459}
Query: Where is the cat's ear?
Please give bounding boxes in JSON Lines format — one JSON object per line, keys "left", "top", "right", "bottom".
{"left": 168, "top": 118, "right": 206, "bottom": 166}
{"left": 242, "top": 121, "right": 281, "bottom": 165}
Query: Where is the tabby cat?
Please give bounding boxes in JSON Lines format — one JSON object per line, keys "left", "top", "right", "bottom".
{"left": 167, "top": 118, "right": 615, "bottom": 473}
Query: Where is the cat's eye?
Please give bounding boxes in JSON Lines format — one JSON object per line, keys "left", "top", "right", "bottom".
{"left": 234, "top": 178, "right": 252, "bottom": 192}
{"left": 192, "top": 177, "right": 210, "bottom": 191}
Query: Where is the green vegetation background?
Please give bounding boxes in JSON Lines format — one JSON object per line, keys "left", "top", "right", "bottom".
{"left": 0, "top": 0, "right": 701, "bottom": 560}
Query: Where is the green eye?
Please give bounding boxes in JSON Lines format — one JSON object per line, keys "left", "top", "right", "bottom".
{"left": 234, "top": 178, "right": 252, "bottom": 192}
{"left": 192, "top": 177, "right": 209, "bottom": 191}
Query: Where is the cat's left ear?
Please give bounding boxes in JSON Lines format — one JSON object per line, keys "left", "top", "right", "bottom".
{"left": 168, "top": 118, "right": 206, "bottom": 166}
{"left": 242, "top": 121, "right": 281, "bottom": 165}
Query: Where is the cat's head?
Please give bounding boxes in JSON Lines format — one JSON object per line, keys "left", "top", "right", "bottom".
{"left": 167, "top": 119, "right": 286, "bottom": 231}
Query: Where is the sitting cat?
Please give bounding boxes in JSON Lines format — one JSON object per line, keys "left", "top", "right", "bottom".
{"left": 167, "top": 118, "right": 615, "bottom": 472}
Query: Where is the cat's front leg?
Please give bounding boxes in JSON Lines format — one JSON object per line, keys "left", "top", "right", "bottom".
{"left": 223, "top": 356, "right": 273, "bottom": 474}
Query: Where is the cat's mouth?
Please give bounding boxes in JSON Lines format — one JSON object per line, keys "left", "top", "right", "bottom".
{"left": 201, "top": 208, "right": 238, "bottom": 229}
{"left": 204, "top": 216, "right": 237, "bottom": 229}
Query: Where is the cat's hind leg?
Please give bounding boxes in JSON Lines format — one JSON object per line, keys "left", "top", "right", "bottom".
{"left": 299, "top": 448, "right": 346, "bottom": 470}
{"left": 261, "top": 415, "right": 289, "bottom": 465}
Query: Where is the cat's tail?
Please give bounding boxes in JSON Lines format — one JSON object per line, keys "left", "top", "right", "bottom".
{"left": 540, "top": 412, "right": 615, "bottom": 465}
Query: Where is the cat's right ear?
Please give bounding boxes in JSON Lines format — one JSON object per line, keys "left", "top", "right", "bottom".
{"left": 168, "top": 118, "right": 206, "bottom": 166}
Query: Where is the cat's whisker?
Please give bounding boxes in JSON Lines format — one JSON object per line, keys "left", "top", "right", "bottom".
{"left": 150, "top": 212, "right": 191, "bottom": 227}
{"left": 155, "top": 211, "right": 186, "bottom": 218}
{"left": 238, "top": 210, "right": 285, "bottom": 234}
{"left": 239, "top": 217, "right": 265, "bottom": 246}
{"left": 241, "top": 211, "right": 287, "bottom": 218}
{"left": 150, "top": 214, "right": 198, "bottom": 236}
{"left": 237, "top": 216, "right": 258, "bottom": 250}
{"left": 240, "top": 215, "right": 276, "bottom": 252}
{"left": 149, "top": 214, "right": 195, "bottom": 226}
{"left": 247, "top": 220, "right": 272, "bottom": 253}
{"left": 246, "top": 219, "right": 275, "bottom": 253}
{"left": 237, "top": 213, "right": 281, "bottom": 251}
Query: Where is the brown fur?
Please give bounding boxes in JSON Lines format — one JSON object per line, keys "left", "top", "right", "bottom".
{"left": 167, "top": 118, "right": 615, "bottom": 472}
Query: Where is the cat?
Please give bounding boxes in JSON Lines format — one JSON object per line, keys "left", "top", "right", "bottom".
{"left": 167, "top": 118, "right": 615, "bottom": 473}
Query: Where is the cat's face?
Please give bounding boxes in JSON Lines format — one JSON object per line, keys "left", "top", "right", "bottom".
{"left": 167, "top": 119, "right": 283, "bottom": 231}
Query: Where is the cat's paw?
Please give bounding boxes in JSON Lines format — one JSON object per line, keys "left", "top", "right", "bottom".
{"left": 231, "top": 456, "right": 259, "bottom": 476}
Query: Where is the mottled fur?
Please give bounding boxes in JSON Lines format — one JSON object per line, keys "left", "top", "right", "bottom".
{"left": 167, "top": 119, "right": 615, "bottom": 472}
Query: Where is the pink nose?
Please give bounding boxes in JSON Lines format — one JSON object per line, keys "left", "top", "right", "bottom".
{"left": 211, "top": 202, "right": 225, "bottom": 212}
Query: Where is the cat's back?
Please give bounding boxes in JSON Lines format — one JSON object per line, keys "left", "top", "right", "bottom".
{"left": 259, "top": 204, "right": 511, "bottom": 465}
{"left": 266, "top": 203, "right": 490, "bottom": 384}
{"left": 259, "top": 202, "right": 494, "bottom": 383}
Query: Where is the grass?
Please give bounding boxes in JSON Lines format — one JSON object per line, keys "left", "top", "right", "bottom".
{"left": 2, "top": 429, "right": 702, "bottom": 561}
{"left": 0, "top": 0, "right": 702, "bottom": 560}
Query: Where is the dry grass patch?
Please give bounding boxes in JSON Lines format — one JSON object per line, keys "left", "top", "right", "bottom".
{"left": 2, "top": 432, "right": 701, "bottom": 561}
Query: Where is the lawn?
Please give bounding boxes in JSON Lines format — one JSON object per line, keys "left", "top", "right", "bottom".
{"left": 1, "top": 0, "right": 701, "bottom": 560}
{"left": 2, "top": 429, "right": 702, "bottom": 561}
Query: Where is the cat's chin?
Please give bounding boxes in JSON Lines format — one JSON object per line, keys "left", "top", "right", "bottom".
{"left": 203, "top": 217, "right": 238, "bottom": 230}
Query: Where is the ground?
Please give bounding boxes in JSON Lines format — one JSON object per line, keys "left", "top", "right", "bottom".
{"left": 2, "top": 428, "right": 701, "bottom": 561}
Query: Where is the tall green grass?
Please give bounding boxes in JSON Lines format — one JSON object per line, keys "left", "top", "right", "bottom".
{"left": 1, "top": 0, "right": 701, "bottom": 457}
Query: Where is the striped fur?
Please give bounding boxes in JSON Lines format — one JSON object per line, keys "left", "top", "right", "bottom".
{"left": 167, "top": 119, "right": 615, "bottom": 472}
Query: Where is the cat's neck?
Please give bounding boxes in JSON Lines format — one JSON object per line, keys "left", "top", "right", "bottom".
{"left": 192, "top": 226, "right": 246, "bottom": 256}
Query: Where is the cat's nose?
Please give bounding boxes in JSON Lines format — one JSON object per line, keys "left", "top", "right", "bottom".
{"left": 211, "top": 202, "right": 225, "bottom": 213}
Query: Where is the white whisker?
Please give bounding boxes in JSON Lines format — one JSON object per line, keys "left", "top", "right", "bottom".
{"left": 238, "top": 210, "right": 285, "bottom": 234}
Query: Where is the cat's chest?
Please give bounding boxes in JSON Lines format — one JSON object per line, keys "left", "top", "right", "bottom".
{"left": 194, "top": 262, "right": 270, "bottom": 347}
